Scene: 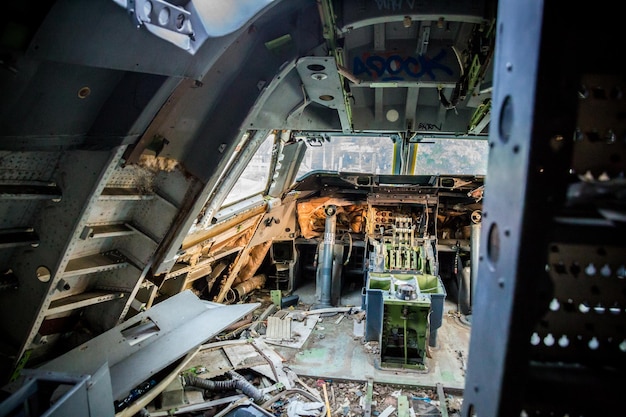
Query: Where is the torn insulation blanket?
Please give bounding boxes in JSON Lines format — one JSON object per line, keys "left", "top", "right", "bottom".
{"left": 297, "top": 197, "right": 366, "bottom": 239}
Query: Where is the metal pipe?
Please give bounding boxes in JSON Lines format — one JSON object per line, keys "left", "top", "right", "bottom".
{"left": 337, "top": 64, "right": 362, "bottom": 84}
{"left": 233, "top": 274, "right": 267, "bottom": 300}
{"left": 470, "top": 222, "right": 481, "bottom": 310}
{"left": 314, "top": 205, "right": 337, "bottom": 309}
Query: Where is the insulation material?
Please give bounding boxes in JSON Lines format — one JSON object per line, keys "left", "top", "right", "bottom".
{"left": 232, "top": 241, "right": 272, "bottom": 286}
{"left": 178, "top": 220, "right": 257, "bottom": 267}
{"left": 297, "top": 197, "right": 367, "bottom": 239}
{"left": 178, "top": 244, "right": 206, "bottom": 266}
{"left": 215, "top": 229, "right": 252, "bottom": 254}
{"left": 138, "top": 154, "right": 180, "bottom": 172}
{"left": 206, "top": 262, "right": 227, "bottom": 294}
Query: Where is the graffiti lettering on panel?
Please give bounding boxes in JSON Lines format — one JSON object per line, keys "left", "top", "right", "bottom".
{"left": 352, "top": 49, "right": 453, "bottom": 82}
{"left": 417, "top": 122, "right": 442, "bottom": 131}
{"left": 373, "top": 0, "right": 423, "bottom": 11}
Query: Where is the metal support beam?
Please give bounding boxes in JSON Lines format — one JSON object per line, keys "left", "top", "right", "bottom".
{"left": 374, "top": 23, "right": 385, "bottom": 51}
{"left": 462, "top": 1, "right": 624, "bottom": 416}
{"left": 404, "top": 88, "right": 419, "bottom": 129}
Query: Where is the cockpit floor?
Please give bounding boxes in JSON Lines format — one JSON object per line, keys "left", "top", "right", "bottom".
{"left": 264, "top": 282, "right": 470, "bottom": 393}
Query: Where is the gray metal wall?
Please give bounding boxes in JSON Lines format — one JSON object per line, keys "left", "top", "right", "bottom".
{"left": 462, "top": 1, "right": 625, "bottom": 415}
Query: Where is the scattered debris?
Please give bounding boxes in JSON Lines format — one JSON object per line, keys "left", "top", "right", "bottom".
{"left": 286, "top": 399, "right": 325, "bottom": 417}
{"left": 94, "top": 292, "right": 466, "bottom": 416}
{"left": 363, "top": 341, "right": 380, "bottom": 354}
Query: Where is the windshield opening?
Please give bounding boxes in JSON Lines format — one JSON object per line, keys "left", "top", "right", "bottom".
{"left": 295, "top": 135, "right": 489, "bottom": 179}
{"left": 412, "top": 138, "right": 489, "bottom": 175}
{"left": 222, "top": 132, "right": 275, "bottom": 206}
{"left": 296, "top": 135, "right": 395, "bottom": 179}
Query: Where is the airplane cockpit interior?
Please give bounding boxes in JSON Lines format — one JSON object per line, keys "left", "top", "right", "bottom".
{"left": 0, "top": 1, "right": 623, "bottom": 416}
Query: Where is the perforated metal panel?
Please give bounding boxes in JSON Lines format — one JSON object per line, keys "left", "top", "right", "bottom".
{"left": 0, "top": 152, "right": 60, "bottom": 182}
{"left": 462, "top": 1, "right": 625, "bottom": 416}
{"left": 536, "top": 243, "right": 626, "bottom": 364}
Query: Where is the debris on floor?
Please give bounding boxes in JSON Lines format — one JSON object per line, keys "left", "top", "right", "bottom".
{"left": 138, "top": 370, "right": 462, "bottom": 417}
{"left": 111, "top": 290, "right": 466, "bottom": 416}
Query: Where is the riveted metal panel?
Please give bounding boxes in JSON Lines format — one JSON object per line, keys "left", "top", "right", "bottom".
{"left": 0, "top": 152, "right": 60, "bottom": 182}
{"left": 0, "top": 147, "right": 127, "bottom": 366}
{"left": 153, "top": 168, "right": 197, "bottom": 208}
{"left": 132, "top": 195, "right": 179, "bottom": 241}
{"left": 0, "top": 152, "right": 64, "bottom": 266}
{"left": 462, "top": 2, "right": 625, "bottom": 416}
{"left": 296, "top": 56, "right": 351, "bottom": 132}
{"left": 116, "top": 234, "right": 158, "bottom": 267}
{"left": 84, "top": 200, "right": 139, "bottom": 226}
{"left": 106, "top": 163, "right": 158, "bottom": 191}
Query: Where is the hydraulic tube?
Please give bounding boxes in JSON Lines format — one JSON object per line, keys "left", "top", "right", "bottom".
{"left": 314, "top": 205, "right": 337, "bottom": 309}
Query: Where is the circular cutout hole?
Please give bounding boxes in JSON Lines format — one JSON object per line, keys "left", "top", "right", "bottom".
{"left": 530, "top": 332, "right": 541, "bottom": 345}
{"left": 487, "top": 223, "right": 500, "bottom": 265}
{"left": 499, "top": 95, "right": 513, "bottom": 143}
{"left": 176, "top": 14, "right": 185, "bottom": 30}
{"left": 307, "top": 64, "right": 326, "bottom": 71}
{"left": 143, "top": 1, "right": 153, "bottom": 17}
{"left": 36, "top": 266, "right": 51, "bottom": 283}
{"left": 158, "top": 7, "right": 170, "bottom": 25}
{"left": 77, "top": 87, "right": 91, "bottom": 99}
{"left": 319, "top": 95, "right": 334, "bottom": 101}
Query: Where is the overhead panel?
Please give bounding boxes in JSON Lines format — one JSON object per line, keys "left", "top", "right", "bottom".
{"left": 338, "top": 0, "right": 492, "bottom": 135}
{"left": 296, "top": 57, "right": 351, "bottom": 132}
{"left": 347, "top": 29, "right": 463, "bottom": 133}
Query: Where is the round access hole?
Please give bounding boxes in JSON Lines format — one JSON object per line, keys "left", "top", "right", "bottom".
{"left": 77, "top": 87, "right": 91, "bottom": 99}
{"left": 487, "top": 222, "right": 500, "bottom": 265}
{"left": 36, "top": 266, "right": 51, "bottom": 283}
{"left": 499, "top": 95, "right": 513, "bottom": 143}
{"left": 307, "top": 64, "right": 326, "bottom": 71}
